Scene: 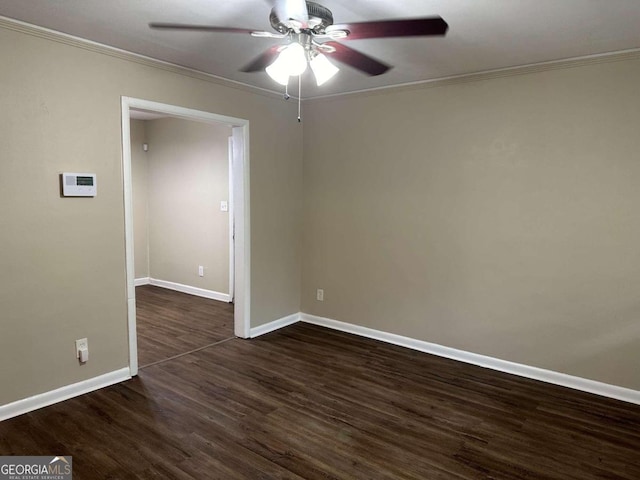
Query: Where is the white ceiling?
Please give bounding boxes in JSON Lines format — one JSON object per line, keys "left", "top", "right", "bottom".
{"left": 1, "top": 0, "right": 640, "bottom": 98}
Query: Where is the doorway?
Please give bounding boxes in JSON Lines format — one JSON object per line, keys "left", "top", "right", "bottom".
{"left": 121, "top": 97, "right": 250, "bottom": 376}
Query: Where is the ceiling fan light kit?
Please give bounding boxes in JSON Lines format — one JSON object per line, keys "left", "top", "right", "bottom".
{"left": 265, "top": 35, "right": 340, "bottom": 87}
{"left": 266, "top": 41, "right": 309, "bottom": 85}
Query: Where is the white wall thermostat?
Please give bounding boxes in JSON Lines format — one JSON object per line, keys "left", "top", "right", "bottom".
{"left": 61, "top": 173, "right": 97, "bottom": 197}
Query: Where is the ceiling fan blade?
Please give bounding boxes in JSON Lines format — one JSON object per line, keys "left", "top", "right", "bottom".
{"left": 323, "top": 42, "right": 391, "bottom": 76}
{"left": 274, "top": 0, "right": 309, "bottom": 26}
{"left": 240, "top": 45, "right": 282, "bottom": 72}
{"left": 149, "top": 22, "right": 257, "bottom": 34}
{"left": 326, "top": 17, "right": 448, "bottom": 40}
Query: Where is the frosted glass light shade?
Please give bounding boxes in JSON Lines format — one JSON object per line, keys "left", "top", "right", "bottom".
{"left": 279, "top": 42, "right": 307, "bottom": 76}
{"left": 266, "top": 42, "right": 308, "bottom": 85}
{"left": 266, "top": 61, "right": 290, "bottom": 85}
{"left": 310, "top": 53, "right": 339, "bottom": 86}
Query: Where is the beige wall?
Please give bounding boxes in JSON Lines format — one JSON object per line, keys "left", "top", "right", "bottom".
{"left": 2, "top": 16, "right": 638, "bottom": 408}
{"left": 0, "top": 24, "right": 302, "bottom": 405}
{"left": 145, "top": 117, "right": 230, "bottom": 293}
{"left": 131, "top": 120, "right": 149, "bottom": 279}
{"left": 302, "top": 57, "right": 640, "bottom": 390}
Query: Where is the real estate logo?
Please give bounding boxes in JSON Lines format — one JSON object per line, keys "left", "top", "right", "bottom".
{"left": 0, "top": 456, "right": 72, "bottom": 480}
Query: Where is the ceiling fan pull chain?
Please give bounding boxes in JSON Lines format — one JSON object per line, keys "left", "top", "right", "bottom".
{"left": 298, "top": 75, "right": 302, "bottom": 123}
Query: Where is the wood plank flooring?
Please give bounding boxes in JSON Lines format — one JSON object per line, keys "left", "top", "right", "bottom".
{"left": 135, "top": 285, "right": 233, "bottom": 367}
{"left": 1, "top": 322, "right": 640, "bottom": 479}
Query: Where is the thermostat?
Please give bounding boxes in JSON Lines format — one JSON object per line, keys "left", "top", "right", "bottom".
{"left": 61, "top": 173, "right": 97, "bottom": 197}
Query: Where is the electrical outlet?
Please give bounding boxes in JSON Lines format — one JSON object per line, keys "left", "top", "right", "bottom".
{"left": 198, "top": 265, "right": 204, "bottom": 277}
{"left": 75, "top": 338, "right": 88, "bottom": 362}
{"left": 316, "top": 289, "right": 324, "bottom": 301}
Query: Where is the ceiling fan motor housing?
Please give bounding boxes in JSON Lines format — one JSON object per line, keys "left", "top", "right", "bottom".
{"left": 270, "top": 1, "right": 334, "bottom": 33}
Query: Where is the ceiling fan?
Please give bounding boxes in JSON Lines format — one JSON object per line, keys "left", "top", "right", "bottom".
{"left": 150, "top": 0, "right": 448, "bottom": 88}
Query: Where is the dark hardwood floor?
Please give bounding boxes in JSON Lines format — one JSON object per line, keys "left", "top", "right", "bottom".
{"left": 135, "top": 285, "right": 234, "bottom": 367}
{"left": 2, "top": 322, "right": 640, "bottom": 479}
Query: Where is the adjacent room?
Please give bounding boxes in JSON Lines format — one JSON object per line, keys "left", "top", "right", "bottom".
{"left": 129, "top": 113, "right": 234, "bottom": 367}
{"left": 1, "top": 1, "right": 639, "bottom": 478}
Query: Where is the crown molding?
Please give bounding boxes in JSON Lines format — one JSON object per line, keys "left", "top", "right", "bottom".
{"left": 2, "top": 15, "right": 640, "bottom": 104}
{"left": 0, "top": 15, "right": 284, "bottom": 100}
{"left": 305, "top": 47, "right": 640, "bottom": 103}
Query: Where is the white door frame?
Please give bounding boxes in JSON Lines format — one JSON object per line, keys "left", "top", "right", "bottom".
{"left": 228, "top": 137, "right": 235, "bottom": 303}
{"left": 121, "top": 97, "right": 251, "bottom": 377}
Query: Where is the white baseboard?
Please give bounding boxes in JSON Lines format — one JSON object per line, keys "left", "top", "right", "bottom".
{"left": 134, "top": 277, "right": 150, "bottom": 286}
{"left": 0, "top": 367, "right": 131, "bottom": 421}
{"left": 149, "top": 278, "right": 231, "bottom": 303}
{"left": 250, "top": 312, "right": 301, "bottom": 338}
{"left": 300, "top": 313, "right": 640, "bottom": 406}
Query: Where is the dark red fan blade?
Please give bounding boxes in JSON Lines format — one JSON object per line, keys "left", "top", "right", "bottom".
{"left": 323, "top": 42, "right": 391, "bottom": 76}
{"left": 240, "top": 45, "right": 282, "bottom": 72}
{"left": 149, "top": 23, "right": 256, "bottom": 34}
{"left": 326, "top": 17, "right": 448, "bottom": 40}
